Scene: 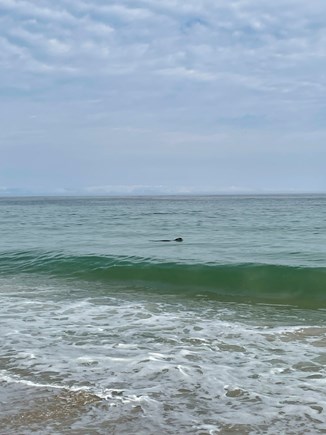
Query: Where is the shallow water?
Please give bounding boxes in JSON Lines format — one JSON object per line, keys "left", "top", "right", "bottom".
{"left": 0, "top": 196, "right": 326, "bottom": 434}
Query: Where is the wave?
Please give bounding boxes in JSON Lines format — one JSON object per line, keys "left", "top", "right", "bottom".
{"left": 0, "top": 250, "right": 325, "bottom": 308}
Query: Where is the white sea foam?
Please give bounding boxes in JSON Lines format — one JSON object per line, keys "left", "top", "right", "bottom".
{"left": 0, "top": 369, "right": 67, "bottom": 391}
{"left": 1, "top": 275, "right": 326, "bottom": 433}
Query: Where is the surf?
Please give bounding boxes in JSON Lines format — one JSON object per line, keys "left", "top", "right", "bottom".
{"left": 0, "top": 250, "right": 325, "bottom": 308}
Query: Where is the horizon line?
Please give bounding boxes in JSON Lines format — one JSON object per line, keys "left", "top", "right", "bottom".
{"left": 1, "top": 191, "right": 326, "bottom": 198}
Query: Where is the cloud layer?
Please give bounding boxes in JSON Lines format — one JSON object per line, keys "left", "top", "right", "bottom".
{"left": 1, "top": 0, "right": 326, "bottom": 193}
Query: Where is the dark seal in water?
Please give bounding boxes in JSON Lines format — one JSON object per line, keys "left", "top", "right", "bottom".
{"left": 153, "top": 237, "right": 183, "bottom": 242}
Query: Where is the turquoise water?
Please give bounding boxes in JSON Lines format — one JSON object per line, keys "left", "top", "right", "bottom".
{"left": 0, "top": 196, "right": 325, "bottom": 434}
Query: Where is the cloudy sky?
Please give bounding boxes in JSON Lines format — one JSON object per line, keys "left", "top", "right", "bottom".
{"left": 1, "top": 0, "right": 326, "bottom": 195}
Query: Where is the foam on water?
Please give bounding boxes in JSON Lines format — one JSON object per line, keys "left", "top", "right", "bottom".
{"left": 0, "top": 277, "right": 325, "bottom": 434}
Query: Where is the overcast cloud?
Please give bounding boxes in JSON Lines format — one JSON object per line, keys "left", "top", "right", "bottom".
{"left": 1, "top": 0, "right": 326, "bottom": 194}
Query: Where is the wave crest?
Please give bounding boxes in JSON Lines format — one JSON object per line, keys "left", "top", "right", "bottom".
{"left": 1, "top": 250, "right": 325, "bottom": 308}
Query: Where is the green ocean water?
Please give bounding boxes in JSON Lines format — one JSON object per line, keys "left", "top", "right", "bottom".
{"left": 0, "top": 195, "right": 325, "bottom": 434}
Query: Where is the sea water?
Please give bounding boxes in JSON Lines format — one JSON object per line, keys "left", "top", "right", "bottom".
{"left": 0, "top": 195, "right": 325, "bottom": 434}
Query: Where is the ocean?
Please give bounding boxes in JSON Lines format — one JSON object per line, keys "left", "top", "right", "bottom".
{"left": 0, "top": 195, "right": 325, "bottom": 434}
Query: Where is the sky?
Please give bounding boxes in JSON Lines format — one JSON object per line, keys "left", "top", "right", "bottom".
{"left": 1, "top": 0, "right": 326, "bottom": 195}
